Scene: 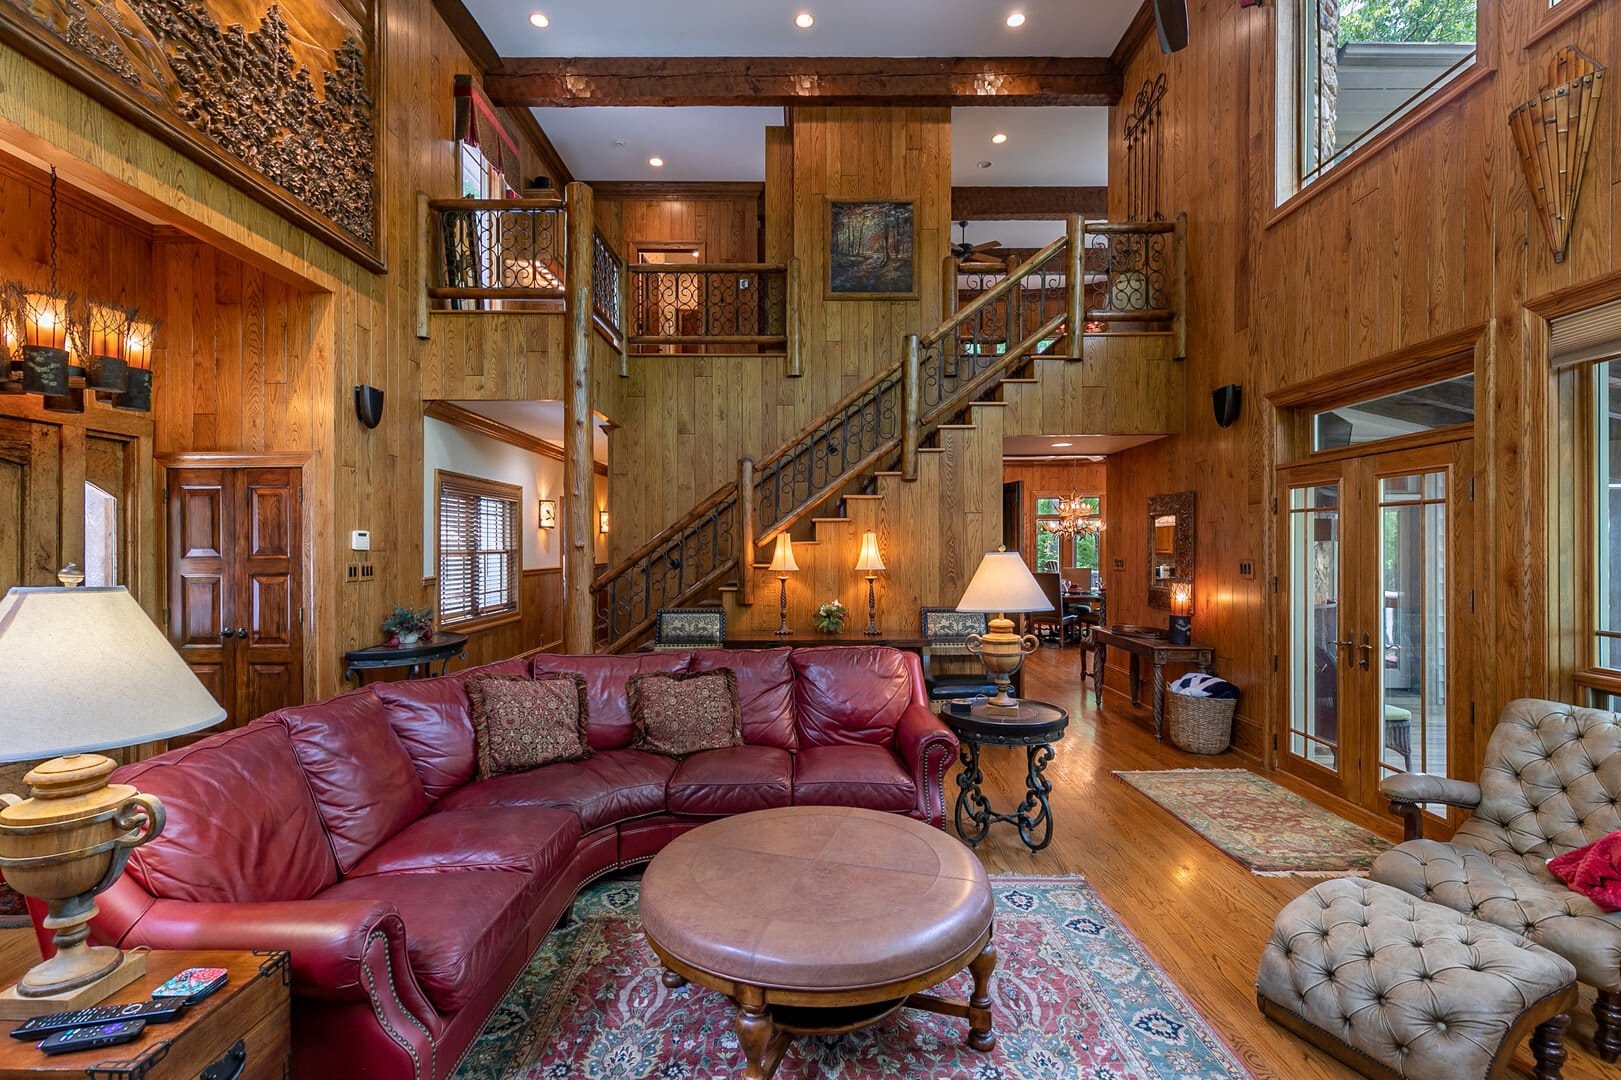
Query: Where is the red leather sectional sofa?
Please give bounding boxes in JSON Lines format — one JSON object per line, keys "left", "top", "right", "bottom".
{"left": 54, "top": 646, "right": 958, "bottom": 1079}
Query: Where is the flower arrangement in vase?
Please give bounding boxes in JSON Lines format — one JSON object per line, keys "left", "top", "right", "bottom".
{"left": 812, "top": 599, "right": 848, "bottom": 634}
{"left": 383, "top": 605, "right": 434, "bottom": 647}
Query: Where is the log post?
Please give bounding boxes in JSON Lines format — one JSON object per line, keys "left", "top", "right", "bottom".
{"left": 902, "top": 334, "right": 921, "bottom": 482}
{"left": 564, "top": 181, "right": 596, "bottom": 652}
{"left": 1065, "top": 214, "right": 1084, "bottom": 359}
{"left": 1004, "top": 254, "right": 1023, "bottom": 355}
{"left": 1173, "top": 211, "right": 1188, "bottom": 361}
{"left": 787, "top": 257, "right": 803, "bottom": 377}
{"left": 738, "top": 457, "right": 755, "bottom": 605}
{"left": 618, "top": 259, "right": 630, "bottom": 377}
{"left": 941, "top": 255, "right": 959, "bottom": 320}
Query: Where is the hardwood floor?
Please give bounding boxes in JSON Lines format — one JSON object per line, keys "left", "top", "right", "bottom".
{"left": 0, "top": 644, "right": 1605, "bottom": 1077}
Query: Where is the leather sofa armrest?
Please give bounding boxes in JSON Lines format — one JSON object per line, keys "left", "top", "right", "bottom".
{"left": 896, "top": 705, "right": 959, "bottom": 830}
{"left": 1378, "top": 773, "right": 1482, "bottom": 841}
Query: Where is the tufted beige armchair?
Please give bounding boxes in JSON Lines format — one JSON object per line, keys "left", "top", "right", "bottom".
{"left": 1370, "top": 698, "right": 1621, "bottom": 1063}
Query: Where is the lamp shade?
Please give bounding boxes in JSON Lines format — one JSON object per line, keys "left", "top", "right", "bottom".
{"left": 854, "top": 530, "right": 885, "bottom": 573}
{"left": 0, "top": 587, "right": 226, "bottom": 763}
{"left": 768, "top": 532, "right": 799, "bottom": 573}
{"left": 956, "top": 550, "right": 1053, "bottom": 614}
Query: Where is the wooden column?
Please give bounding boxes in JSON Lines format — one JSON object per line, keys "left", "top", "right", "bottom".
{"left": 738, "top": 456, "right": 755, "bottom": 604}
{"left": 1065, "top": 214, "right": 1084, "bottom": 359}
{"left": 564, "top": 181, "right": 596, "bottom": 652}
{"left": 787, "top": 257, "right": 803, "bottom": 377}
{"left": 618, "top": 259, "right": 630, "bottom": 377}
{"left": 902, "top": 334, "right": 921, "bottom": 482}
{"left": 1172, "top": 211, "right": 1188, "bottom": 361}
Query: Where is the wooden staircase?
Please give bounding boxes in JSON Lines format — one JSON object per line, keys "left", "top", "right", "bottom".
{"left": 590, "top": 217, "right": 1185, "bottom": 652}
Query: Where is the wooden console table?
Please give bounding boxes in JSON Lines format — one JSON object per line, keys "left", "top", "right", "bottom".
{"left": 1090, "top": 626, "right": 1214, "bottom": 739}
{"left": 344, "top": 631, "right": 468, "bottom": 685}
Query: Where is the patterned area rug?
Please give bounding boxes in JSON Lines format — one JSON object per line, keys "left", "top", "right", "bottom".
{"left": 452, "top": 876, "right": 1251, "bottom": 1079}
{"left": 1114, "top": 768, "right": 1392, "bottom": 876}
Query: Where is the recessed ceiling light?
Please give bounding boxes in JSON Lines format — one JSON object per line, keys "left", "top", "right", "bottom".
{"left": 1051, "top": 441, "right": 1073, "bottom": 447}
{"left": 1006, "top": 12, "right": 1026, "bottom": 28}
{"left": 977, "top": 160, "right": 993, "bottom": 169}
{"left": 529, "top": 12, "right": 549, "bottom": 28}
{"left": 795, "top": 12, "right": 815, "bottom": 28}
{"left": 648, "top": 156, "right": 664, "bottom": 168}
{"left": 991, "top": 132, "right": 1008, "bottom": 145}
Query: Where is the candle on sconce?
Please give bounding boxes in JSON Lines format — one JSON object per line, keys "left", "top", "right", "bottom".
{"left": 114, "top": 320, "right": 156, "bottom": 412}
{"left": 1168, "top": 581, "right": 1193, "bottom": 645}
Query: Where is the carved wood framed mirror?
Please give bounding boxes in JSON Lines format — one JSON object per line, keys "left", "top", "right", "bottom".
{"left": 1147, "top": 490, "right": 1195, "bottom": 610}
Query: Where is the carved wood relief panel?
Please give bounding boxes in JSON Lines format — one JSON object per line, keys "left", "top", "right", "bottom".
{"left": 0, "top": 0, "right": 383, "bottom": 269}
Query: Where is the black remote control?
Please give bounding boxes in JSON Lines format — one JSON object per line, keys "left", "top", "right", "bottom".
{"left": 10, "top": 998, "right": 185, "bottom": 1040}
{"left": 37, "top": 1018, "right": 146, "bottom": 1055}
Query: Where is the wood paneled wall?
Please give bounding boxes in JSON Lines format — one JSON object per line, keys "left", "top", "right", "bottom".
{"left": 1002, "top": 459, "right": 1108, "bottom": 578}
{"left": 1103, "top": 0, "right": 1621, "bottom": 762}
{"left": 595, "top": 195, "right": 760, "bottom": 264}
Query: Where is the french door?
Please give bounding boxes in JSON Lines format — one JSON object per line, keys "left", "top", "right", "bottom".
{"left": 1277, "top": 440, "right": 1473, "bottom": 820}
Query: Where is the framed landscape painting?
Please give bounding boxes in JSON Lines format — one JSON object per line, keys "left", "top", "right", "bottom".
{"left": 0, "top": 0, "right": 384, "bottom": 270}
{"left": 826, "top": 199, "right": 916, "bottom": 299}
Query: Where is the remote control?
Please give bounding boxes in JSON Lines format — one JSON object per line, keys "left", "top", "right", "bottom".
{"left": 10, "top": 998, "right": 185, "bottom": 1040}
{"left": 37, "top": 1018, "right": 146, "bottom": 1055}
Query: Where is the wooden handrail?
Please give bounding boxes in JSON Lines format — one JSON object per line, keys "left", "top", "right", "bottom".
{"left": 919, "top": 314, "right": 1066, "bottom": 437}
{"left": 754, "top": 441, "right": 902, "bottom": 550}
{"left": 628, "top": 334, "right": 788, "bottom": 345}
{"left": 591, "top": 481, "right": 740, "bottom": 591}
{"left": 600, "top": 557, "right": 740, "bottom": 654}
{"left": 921, "top": 234, "right": 1067, "bottom": 348}
{"left": 1083, "top": 219, "right": 1176, "bottom": 234}
{"left": 752, "top": 362, "right": 903, "bottom": 476}
{"left": 427, "top": 287, "right": 564, "bottom": 300}
{"left": 626, "top": 263, "right": 787, "bottom": 274}
{"left": 427, "top": 196, "right": 565, "bottom": 211}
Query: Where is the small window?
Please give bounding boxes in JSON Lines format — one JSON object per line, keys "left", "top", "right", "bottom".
{"left": 1594, "top": 360, "right": 1621, "bottom": 670}
{"left": 1072, "top": 497, "right": 1103, "bottom": 572}
{"left": 1312, "top": 373, "right": 1475, "bottom": 450}
{"left": 83, "top": 482, "right": 118, "bottom": 586}
{"left": 437, "top": 471, "right": 521, "bottom": 627}
{"left": 1284, "top": 0, "right": 1477, "bottom": 193}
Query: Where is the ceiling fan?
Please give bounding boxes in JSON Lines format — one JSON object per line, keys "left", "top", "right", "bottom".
{"left": 951, "top": 221, "right": 1007, "bottom": 269}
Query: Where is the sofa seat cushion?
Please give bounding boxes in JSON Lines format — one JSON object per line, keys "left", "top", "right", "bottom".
{"left": 532, "top": 653, "right": 691, "bottom": 751}
{"left": 433, "top": 749, "right": 677, "bottom": 832}
{"left": 1371, "top": 838, "right": 1621, "bottom": 991}
{"left": 667, "top": 746, "right": 792, "bottom": 817}
{"left": 792, "top": 745, "right": 916, "bottom": 813}
{"left": 318, "top": 869, "right": 531, "bottom": 1014}
{"left": 268, "top": 691, "right": 430, "bottom": 874}
{"left": 345, "top": 806, "right": 580, "bottom": 887}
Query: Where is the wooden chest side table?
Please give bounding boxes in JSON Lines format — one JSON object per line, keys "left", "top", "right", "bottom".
{"left": 0, "top": 950, "right": 290, "bottom": 1079}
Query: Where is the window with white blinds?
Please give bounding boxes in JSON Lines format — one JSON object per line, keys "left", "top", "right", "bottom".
{"left": 437, "top": 471, "right": 521, "bottom": 626}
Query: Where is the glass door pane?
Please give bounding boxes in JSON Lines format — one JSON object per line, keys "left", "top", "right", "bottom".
{"left": 1287, "top": 482, "right": 1343, "bottom": 772}
{"left": 1377, "top": 471, "right": 1448, "bottom": 783}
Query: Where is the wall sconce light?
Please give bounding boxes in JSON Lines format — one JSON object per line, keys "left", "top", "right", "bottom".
{"left": 854, "top": 530, "right": 885, "bottom": 636}
{"left": 538, "top": 499, "right": 557, "bottom": 529}
{"left": 1168, "top": 582, "right": 1193, "bottom": 644}
{"left": 354, "top": 385, "right": 384, "bottom": 429}
{"left": 598, "top": 509, "right": 609, "bottom": 534}
{"left": 1212, "top": 384, "right": 1242, "bottom": 428}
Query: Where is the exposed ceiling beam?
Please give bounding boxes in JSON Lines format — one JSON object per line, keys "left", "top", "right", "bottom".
{"left": 951, "top": 186, "right": 1107, "bottom": 220}
{"left": 486, "top": 57, "right": 1122, "bottom": 108}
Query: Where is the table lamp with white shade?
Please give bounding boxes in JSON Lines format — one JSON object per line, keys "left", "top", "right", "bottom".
{"left": 769, "top": 533, "right": 798, "bottom": 636}
{"left": 0, "top": 581, "right": 225, "bottom": 1015}
{"left": 956, "top": 548, "right": 1053, "bottom": 712}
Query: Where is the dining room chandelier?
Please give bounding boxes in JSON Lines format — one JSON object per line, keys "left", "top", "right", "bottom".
{"left": 1, "top": 167, "right": 155, "bottom": 414}
{"left": 1040, "top": 493, "right": 1105, "bottom": 538}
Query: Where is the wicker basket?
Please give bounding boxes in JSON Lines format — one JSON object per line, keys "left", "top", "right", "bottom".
{"left": 1167, "top": 689, "right": 1237, "bottom": 755}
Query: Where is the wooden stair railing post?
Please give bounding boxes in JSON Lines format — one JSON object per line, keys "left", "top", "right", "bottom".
{"left": 942, "top": 255, "right": 959, "bottom": 320}
{"left": 1004, "top": 253, "right": 1023, "bottom": 355}
{"left": 787, "top": 257, "right": 803, "bottom": 377}
{"left": 1173, "top": 212, "right": 1188, "bottom": 361}
{"left": 618, "top": 258, "right": 631, "bottom": 376}
{"left": 564, "top": 181, "right": 596, "bottom": 653}
{"left": 738, "top": 457, "right": 756, "bottom": 605}
{"left": 1065, "top": 215, "right": 1084, "bottom": 358}
{"left": 902, "top": 334, "right": 922, "bottom": 482}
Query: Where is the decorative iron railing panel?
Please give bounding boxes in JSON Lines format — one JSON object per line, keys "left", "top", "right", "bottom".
{"left": 1083, "top": 224, "right": 1174, "bottom": 319}
{"left": 428, "top": 198, "right": 566, "bottom": 301}
{"left": 594, "top": 489, "right": 739, "bottom": 648}
{"left": 592, "top": 229, "right": 624, "bottom": 338}
{"left": 922, "top": 244, "right": 1066, "bottom": 412}
{"left": 627, "top": 265, "right": 788, "bottom": 350}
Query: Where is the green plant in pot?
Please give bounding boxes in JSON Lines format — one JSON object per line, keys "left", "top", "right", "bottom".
{"left": 383, "top": 605, "right": 434, "bottom": 646}
{"left": 812, "top": 599, "right": 847, "bottom": 634}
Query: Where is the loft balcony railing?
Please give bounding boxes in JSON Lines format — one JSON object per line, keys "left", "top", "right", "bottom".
{"left": 625, "top": 263, "right": 793, "bottom": 361}
{"left": 427, "top": 197, "right": 567, "bottom": 305}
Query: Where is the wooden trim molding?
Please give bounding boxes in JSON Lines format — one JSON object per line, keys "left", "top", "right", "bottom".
{"left": 591, "top": 181, "right": 764, "bottom": 202}
{"left": 424, "top": 401, "right": 608, "bottom": 475}
{"left": 1266, "top": 322, "right": 1490, "bottom": 410}
{"left": 157, "top": 451, "right": 313, "bottom": 468}
{"left": 950, "top": 186, "right": 1107, "bottom": 220}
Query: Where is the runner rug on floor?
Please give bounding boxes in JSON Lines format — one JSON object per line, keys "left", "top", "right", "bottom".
{"left": 452, "top": 876, "right": 1251, "bottom": 1080}
{"left": 1114, "top": 767, "right": 1391, "bottom": 876}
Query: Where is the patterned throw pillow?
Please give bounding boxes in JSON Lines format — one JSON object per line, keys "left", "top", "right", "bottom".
{"left": 627, "top": 668, "right": 743, "bottom": 757}
{"left": 466, "top": 673, "right": 591, "bottom": 778}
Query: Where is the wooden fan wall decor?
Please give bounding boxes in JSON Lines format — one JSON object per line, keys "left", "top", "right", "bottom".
{"left": 1510, "top": 47, "right": 1605, "bottom": 264}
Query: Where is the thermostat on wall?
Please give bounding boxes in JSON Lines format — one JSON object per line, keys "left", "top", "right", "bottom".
{"left": 351, "top": 530, "right": 371, "bottom": 551}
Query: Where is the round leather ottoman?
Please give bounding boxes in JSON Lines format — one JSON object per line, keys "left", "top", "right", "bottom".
{"left": 640, "top": 805, "right": 996, "bottom": 1080}
{"left": 1257, "top": 878, "right": 1578, "bottom": 1080}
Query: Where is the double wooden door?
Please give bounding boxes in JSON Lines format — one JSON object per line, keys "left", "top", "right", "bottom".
{"left": 167, "top": 467, "right": 303, "bottom": 728}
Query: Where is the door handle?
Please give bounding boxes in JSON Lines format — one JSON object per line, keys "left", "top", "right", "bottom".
{"left": 1329, "top": 639, "right": 1355, "bottom": 661}
{"left": 220, "top": 627, "right": 233, "bottom": 640}
{"left": 235, "top": 627, "right": 248, "bottom": 639}
{"left": 1358, "top": 633, "right": 1373, "bottom": 671}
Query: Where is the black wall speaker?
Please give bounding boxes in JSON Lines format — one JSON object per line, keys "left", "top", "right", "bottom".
{"left": 1153, "top": 0, "right": 1190, "bottom": 53}
{"left": 1212, "top": 384, "right": 1242, "bottom": 428}
{"left": 354, "top": 385, "right": 384, "bottom": 429}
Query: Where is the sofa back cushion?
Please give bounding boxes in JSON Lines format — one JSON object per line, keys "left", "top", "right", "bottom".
{"left": 790, "top": 646, "right": 921, "bottom": 747}
{"left": 114, "top": 724, "right": 337, "bottom": 903}
{"left": 532, "top": 652, "right": 691, "bottom": 750}
{"left": 374, "top": 657, "right": 530, "bottom": 799}
{"left": 690, "top": 648, "right": 797, "bottom": 751}
{"left": 268, "top": 690, "right": 431, "bottom": 874}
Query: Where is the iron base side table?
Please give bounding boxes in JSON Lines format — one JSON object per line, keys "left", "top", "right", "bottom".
{"left": 941, "top": 699, "right": 1069, "bottom": 852}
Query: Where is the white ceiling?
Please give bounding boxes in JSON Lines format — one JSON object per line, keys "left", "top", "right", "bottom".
{"left": 951, "top": 107, "right": 1108, "bottom": 187}
{"left": 531, "top": 107, "right": 780, "bottom": 182}
{"left": 468, "top": 0, "right": 1138, "bottom": 58}
{"left": 455, "top": 400, "right": 611, "bottom": 462}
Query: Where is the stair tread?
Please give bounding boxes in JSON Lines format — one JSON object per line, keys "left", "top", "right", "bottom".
{"left": 843, "top": 494, "right": 883, "bottom": 500}
{"left": 1002, "top": 377, "right": 1040, "bottom": 384}
{"left": 937, "top": 423, "right": 976, "bottom": 429}
{"left": 812, "top": 517, "right": 852, "bottom": 524}
{"left": 969, "top": 400, "right": 1010, "bottom": 407}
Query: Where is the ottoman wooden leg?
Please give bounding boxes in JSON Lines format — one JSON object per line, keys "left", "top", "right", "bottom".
{"left": 1595, "top": 989, "right": 1621, "bottom": 1063}
{"left": 967, "top": 940, "right": 997, "bottom": 1052}
{"left": 735, "top": 997, "right": 790, "bottom": 1080}
{"left": 1530, "top": 1012, "right": 1570, "bottom": 1080}
{"left": 661, "top": 967, "right": 687, "bottom": 989}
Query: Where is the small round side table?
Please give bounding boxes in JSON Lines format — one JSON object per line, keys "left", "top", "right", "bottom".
{"left": 940, "top": 699, "right": 1069, "bottom": 852}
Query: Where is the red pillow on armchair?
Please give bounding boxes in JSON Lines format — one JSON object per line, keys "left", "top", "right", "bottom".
{"left": 1548, "top": 830, "right": 1621, "bottom": 912}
